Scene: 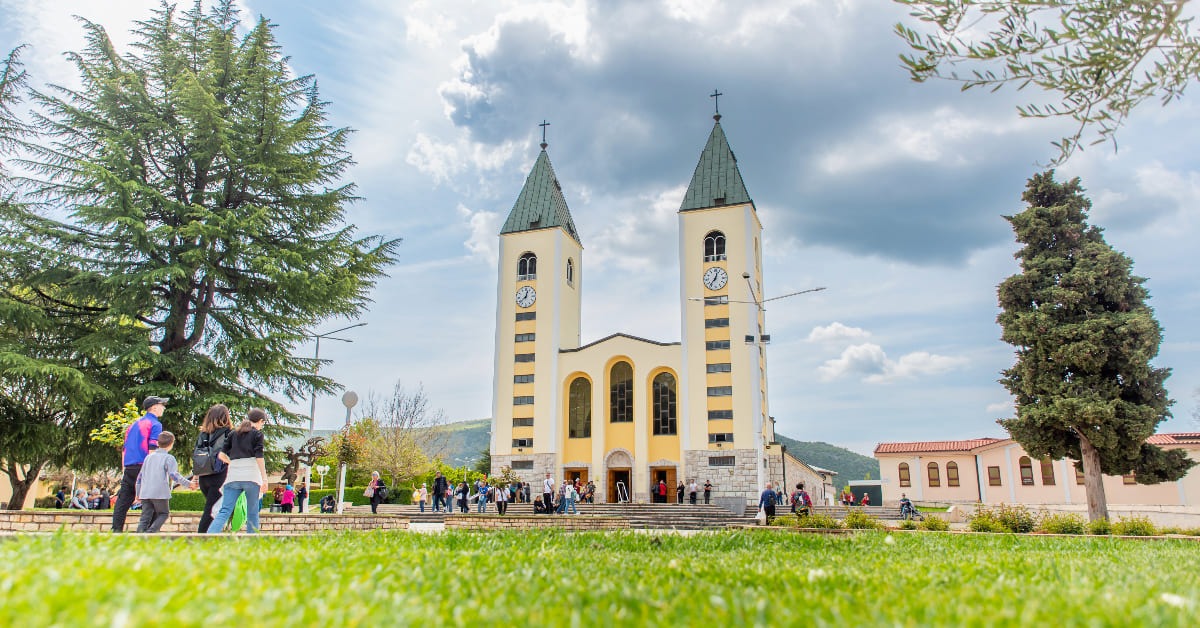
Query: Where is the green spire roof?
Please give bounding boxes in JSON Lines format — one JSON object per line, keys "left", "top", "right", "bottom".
{"left": 501, "top": 149, "right": 580, "bottom": 243}
{"left": 679, "top": 120, "right": 752, "bottom": 211}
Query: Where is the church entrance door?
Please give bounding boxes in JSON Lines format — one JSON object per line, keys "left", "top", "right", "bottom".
{"left": 607, "top": 469, "right": 630, "bottom": 503}
{"left": 650, "top": 467, "right": 677, "bottom": 504}
{"left": 564, "top": 468, "right": 588, "bottom": 484}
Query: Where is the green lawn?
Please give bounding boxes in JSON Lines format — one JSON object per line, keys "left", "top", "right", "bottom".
{"left": 2, "top": 530, "right": 1197, "bottom": 626}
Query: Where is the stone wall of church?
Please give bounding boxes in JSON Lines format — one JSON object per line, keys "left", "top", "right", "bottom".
{"left": 492, "top": 453, "right": 557, "bottom": 486}
{"left": 684, "top": 448, "right": 760, "bottom": 506}
{"left": 765, "top": 449, "right": 830, "bottom": 506}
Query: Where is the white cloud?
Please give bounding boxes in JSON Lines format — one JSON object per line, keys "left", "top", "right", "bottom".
{"left": 458, "top": 204, "right": 500, "bottom": 264}
{"left": 807, "top": 322, "right": 870, "bottom": 344}
{"left": 819, "top": 343, "right": 966, "bottom": 383}
{"left": 587, "top": 184, "right": 685, "bottom": 272}
{"left": 405, "top": 132, "right": 520, "bottom": 185}
{"left": 986, "top": 401, "right": 1014, "bottom": 414}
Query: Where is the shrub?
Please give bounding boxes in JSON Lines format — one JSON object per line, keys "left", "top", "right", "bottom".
{"left": 795, "top": 513, "right": 843, "bottom": 530}
{"left": 33, "top": 496, "right": 59, "bottom": 509}
{"left": 169, "top": 491, "right": 209, "bottom": 511}
{"left": 967, "top": 508, "right": 1010, "bottom": 533}
{"left": 918, "top": 516, "right": 949, "bottom": 532}
{"left": 1036, "top": 512, "right": 1087, "bottom": 535}
{"left": 1088, "top": 518, "right": 1112, "bottom": 536}
{"left": 897, "top": 519, "right": 918, "bottom": 530}
{"left": 768, "top": 514, "right": 800, "bottom": 527}
{"left": 1158, "top": 526, "right": 1200, "bottom": 536}
{"left": 1112, "top": 516, "right": 1157, "bottom": 537}
{"left": 843, "top": 509, "right": 884, "bottom": 530}
{"left": 995, "top": 504, "right": 1037, "bottom": 533}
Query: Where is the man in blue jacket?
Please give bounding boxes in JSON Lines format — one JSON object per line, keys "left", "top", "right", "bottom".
{"left": 758, "top": 482, "right": 777, "bottom": 524}
{"left": 111, "top": 396, "right": 168, "bottom": 532}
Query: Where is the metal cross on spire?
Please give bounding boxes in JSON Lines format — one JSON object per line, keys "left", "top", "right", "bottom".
{"left": 710, "top": 89, "right": 723, "bottom": 121}
{"left": 539, "top": 120, "right": 550, "bottom": 149}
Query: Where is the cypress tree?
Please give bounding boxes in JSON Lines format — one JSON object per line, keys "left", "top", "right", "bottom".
{"left": 0, "top": 1, "right": 399, "bottom": 457}
{"left": 997, "top": 171, "right": 1194, "bottom": 521}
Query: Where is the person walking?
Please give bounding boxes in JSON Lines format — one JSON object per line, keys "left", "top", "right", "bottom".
{"left": 457, "top": 481, "right": 470, "bottom": 513}
{"left": 134, "top": 431, "right": 198, "bottom": 532}
{"left": 758, "top": 482, "right": 777, "bottom": 524}
{"left": 495, "top": 482, "right": 509, "bottom": 515}
{"left": 194, "top": 403, "right": 232, "bottom": 533}
{"left": 431, "top": 472, "right": 448, "bottom": 512}
{"left": 688, "top": 479, "right": 699, "bottom": 505}
{"left": 368, "top": 472, "right": 386, "bottom": 514}
{"left": 206, "top": 408, "right": 269, "bottom": 534}
{"left": 542, "top": 473, "right": 554, "bottom": 512}
{"left": 703, "top": 480, "right": 712, "bottom": 505}
{"left": 476, "top": 481, "right": 489, "bottom": 514}
{"left": 563, "top": 480, "right": 579, "bottom": 515}
{"left": 418, "top": 483, "right": 429, "bottom": 512}
{"left": 112, "top": 396, "right": 168, "bottom": 532}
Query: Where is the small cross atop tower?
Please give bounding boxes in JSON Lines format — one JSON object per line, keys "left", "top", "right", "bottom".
{"left": 539, "top": 120, "right": 550, "bottom": 149}
{"left": 710, "top": 89, "right": 723, "bottom": 121}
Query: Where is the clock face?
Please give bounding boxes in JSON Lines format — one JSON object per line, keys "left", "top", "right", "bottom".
{"left": 515, "top": 286, "right": 537, "bottom": 308}
{"left": 703, "top": 267, "right": 728, "bottom": 291}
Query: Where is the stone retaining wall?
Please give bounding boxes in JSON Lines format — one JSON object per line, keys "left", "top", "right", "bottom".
{"left": 443, "top": 515, "right": 629, "bottom": 531}
{"left": 0, "top": 511, "right": 407, "bottom": 533}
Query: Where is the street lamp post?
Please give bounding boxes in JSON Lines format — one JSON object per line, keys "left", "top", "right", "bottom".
{"left": 302, "top": 322, "right": 366, "bottom": 512}
{"left": 336, "top": 390, "right": 359, "bottom": 514}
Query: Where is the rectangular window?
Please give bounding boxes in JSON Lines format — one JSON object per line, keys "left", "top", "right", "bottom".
{"left": 514, "top": 353, "right": 535, "bottom": 363}
{"left": 511, "top": 460, "right": 534, "bottom": 470}
{"left": 514, "top": 333, "right": 536, "bottom": 342}
{"left": 928, "top": 464, "right": 940, "bottom": 487}
{"left": 514, "top": 374, "right": 535, "bottom": 384}
{"left": 512, "top": 418, "right": 533, "bottom": 427}
{"left": 706, "top": 363, "right": 732, "bottom": 373}
{"left": 947, "top": 463, "right": 960, "bottom": 487}
{"left": 513, "top": 396, "right": 534, "bottom": 405}
{"left": 703, "top": 296, "right": 729, "bottom": 305}
{"left": 1040, "top": 458, "right": 1056, "bottom": 486}
{"left": 1122, "top": 473, "right": 1137, "bottom": 485}
{"left": 898, "top": 464, "right": 911, "bottom": 487}
{"left": 707, "top": 386, "right": 733, "bottom": 397}
{"left": 709, "top": 456, "right": 735, "bottom": 467}
{"left": 708, "top": 410, "right": 733, "bottom": 420}
{"left": 512, "top": 438, "right": 533, "bottom": 448}
{"left": 708, "top": 433, "right": 734, "bottom": 443}
{"left": 988, "top": 466, "right": 1002, "bottom": 487}
{"left": 704, "top": 318, "right": 730, "bottom": 328}
{"left": 706, "top": 340, "right": 731, "bottom": 351}
{"left": 1020, "top": 464, "right": 1035, "bottom": 486}
{"left": 515, "top": 312, "right": 536, "bottom": 321}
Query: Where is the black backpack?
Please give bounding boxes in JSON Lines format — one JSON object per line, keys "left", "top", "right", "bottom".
{"left": 192, "top": 429, "right": 228, "bottom": 476}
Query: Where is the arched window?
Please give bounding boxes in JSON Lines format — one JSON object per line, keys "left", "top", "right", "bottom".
{"left": 1019, "top": 456, "right": 1035, "bottom": 485}
{"left": 609, "top": 361, "right": 633, "bottom": 423}
{"left": 927, "top": 462, "right": 940, "bottom": 487}
{"left": 651, "top": 372, "right": 677, "bottom": 435}
{"left": 703, "top": 231, "right": 726, "bottom": 261}
{"left": 946, "top": 461, "right": 960, "bottom": 487}
{"left": 568, "top": 377, "right": 591, "bottom": 438}
{"left": 898, "top": 463, "right": 911, "bottom": 487}
{"left": 566, "top": 258, "right": 574, "bottom": 285}
{"left": 1040, "top": 458, "right": 1056, "bottom": 486}
{"left": 517, "top": 253, "right": 537, "bottom": 280}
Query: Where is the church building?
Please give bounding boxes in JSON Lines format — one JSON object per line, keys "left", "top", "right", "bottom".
{"left": 489, "top": 109, "right": 824, "bottom": 506}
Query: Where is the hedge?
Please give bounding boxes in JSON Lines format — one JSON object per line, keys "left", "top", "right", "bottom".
{"left": 168, "top": 486, "right": 379, "bottom": 511}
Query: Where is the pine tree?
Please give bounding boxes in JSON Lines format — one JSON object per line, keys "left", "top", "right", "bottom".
{"left": 0, "top": 1, "right": 399, "bottom": 463}
{"left": 997, "top": 171, "right": 1194, "bottom": 521}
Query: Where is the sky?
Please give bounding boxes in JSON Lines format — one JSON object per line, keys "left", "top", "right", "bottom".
{"left": 3, "top": 0, "right": 1199, "bottom": 455}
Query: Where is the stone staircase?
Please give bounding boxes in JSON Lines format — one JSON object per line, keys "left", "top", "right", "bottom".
{"left": 346, "top": 502, "right": 759, "bottom": 530}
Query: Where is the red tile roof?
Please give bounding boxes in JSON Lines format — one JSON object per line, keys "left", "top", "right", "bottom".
{"left": 1148, "top": 433, "right": 1200, "bottom": 445}
{"left": 874, "top": 438, "right": 1003, "bottom": 455}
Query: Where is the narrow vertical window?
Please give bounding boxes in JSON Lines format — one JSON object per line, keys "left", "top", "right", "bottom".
{"left": 566, "top": 258, "right": 574, "bottom": 285}
{"left": 651, "top": 372, "right": 677, "bottom": 435}
{"left": 898, "top": 463, "right": 911, "bottom": 487}
{"left": 927, "top": 462, "right": 940, "bottom": 487}
{"left": 517, "top": 252, "right": 537, "bottom": 280}
{"left": 946, "top": 461, "right": 960, "bottom": 487}
{"left": 1019, "top": 456, "right": 1034, "bottom": 485}
{"left": 703, "top": 231, "right": 726, "bottom": 261}
{"left": 988, "top": 466, "right": 1002, "bottom": 486}
{"left": 609, "top": 361, "right": 633, "bottom": 423}
{"left": 1040, "top": 458, "right": 1056, "bottom": 486}
{"left": 568, "top": 377, "right": 591, "bottom": 438}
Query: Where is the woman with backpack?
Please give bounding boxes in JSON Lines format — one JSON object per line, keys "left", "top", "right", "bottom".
{"left": 205, "top": 408, "right": 269, "bottom": 534}
{"left": 194, "top": 404, "right": 232, "bottom": 532}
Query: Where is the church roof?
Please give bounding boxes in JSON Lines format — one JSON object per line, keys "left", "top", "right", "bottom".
{"left": 500, "top": 149, "right": 581, "bottom": 244}
{"left": 679, "top": 120, "right": 752, "bottom": 211}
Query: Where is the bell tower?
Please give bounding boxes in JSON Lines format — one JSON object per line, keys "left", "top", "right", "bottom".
{"left": 491, "top": 133, "right": 583, "bottom": 479}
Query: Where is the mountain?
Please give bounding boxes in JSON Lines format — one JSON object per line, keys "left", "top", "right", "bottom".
{"left": 433, "top": 420, "right": 878, "bottom": 490}
{"left": 777, "top": 435, "right": 879, "bottom": 490}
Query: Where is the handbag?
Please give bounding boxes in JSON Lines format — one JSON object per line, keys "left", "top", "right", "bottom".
{"left": 363, "top": 486, "right": 374, "bottom": 498}
{"left": 755, "top": 507, "right": 767, "bottom": 525}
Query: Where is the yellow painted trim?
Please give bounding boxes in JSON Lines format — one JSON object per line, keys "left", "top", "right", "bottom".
{"left": 704, "top": 327, "right": 731, "bottom": 342}
{"left": 515, "top": 320, "right": 537, "bottom": 334}
{"left": 706, "top": 372, "right": 733, "bottom": 386}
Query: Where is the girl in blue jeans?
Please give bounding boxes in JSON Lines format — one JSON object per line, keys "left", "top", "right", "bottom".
{"left": 207, "top": 408, "right": 268, "bottom": 533}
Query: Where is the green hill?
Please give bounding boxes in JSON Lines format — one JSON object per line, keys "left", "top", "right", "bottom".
{"left": 433, "top": 420, "right": 878, "bottom": 490}
{"left": 776, "top": 435, "right": 879, "bottom": 490}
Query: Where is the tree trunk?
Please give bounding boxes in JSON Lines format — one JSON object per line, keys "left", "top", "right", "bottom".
{"left": 3, "top": 459, "right": 47, "bottom": 511}
{"left": 1077, "top": 432, "right": 1109, "bottom": 522}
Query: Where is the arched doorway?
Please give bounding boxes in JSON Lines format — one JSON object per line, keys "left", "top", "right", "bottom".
{"left": 605, "top": 449, "right": 633, "bottom": 503}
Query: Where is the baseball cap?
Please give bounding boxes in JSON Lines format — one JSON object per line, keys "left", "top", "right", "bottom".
{"left": 142, "top": 396, "right": 170, "bottom": 410}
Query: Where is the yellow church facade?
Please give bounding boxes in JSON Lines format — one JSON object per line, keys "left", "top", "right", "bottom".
{"left": 490, "top": 113, "right": 791, "bottom": 506}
